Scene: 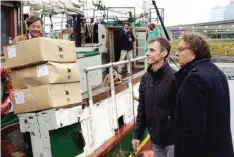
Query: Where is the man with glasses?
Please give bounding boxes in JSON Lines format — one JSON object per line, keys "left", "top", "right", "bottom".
{"left": 174, "top": 32, "right": 234, "bottom": 157}
{"left": 117, "top": 23, "right": 135, "bottom": 75}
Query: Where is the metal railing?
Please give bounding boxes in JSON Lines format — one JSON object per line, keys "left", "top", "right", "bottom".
{"left": 84, "top": 56, "right": 147, "bottom": 136}
{"left": 84, "top": 56, "right": 147, "bottom": 107}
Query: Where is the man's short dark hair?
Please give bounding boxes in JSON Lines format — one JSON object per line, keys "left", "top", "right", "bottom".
{"left": 148, "top": 37, "right": 171, "bottom": 58}
{"left": 124, "top": 23, "right": 129, "bottom": 26}
{"left": 27, "top": 15, "right": 43, "bottom": 26}
{"left": 181, "top": 32, "right": 211, "bottom": 59}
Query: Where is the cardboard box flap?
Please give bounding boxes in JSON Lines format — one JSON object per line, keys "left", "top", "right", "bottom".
{"left": 13, "top": 85, "right": 52, "bottom": 113}
{"left": 4, "top": 37, "right": 77, "bottom": 68}
{"left": 40, "top": 38, "right": 77, "bottom": 62}
{"left": 50, "top": 83, "right": 82, "bottom": 107}
{"left": 4, "top": 40, "right": 43, "bottom": 68}
{"left": 11, "top": 61, "right": 81, "bottom": 89}
{"left": 13, "top": 82, "right": 82, "bottom": 113}
{"left": 48, "top": 62, "right": 81, "bottom": 83}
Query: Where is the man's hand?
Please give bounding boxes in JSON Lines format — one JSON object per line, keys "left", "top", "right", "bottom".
{"left": 129, "top": 37, "right": 132, "bottom": 42}
{"left": 132, "top": 139, "right": 140, "bottom": 152}
{"left": 133, "top": 95, "right": 139, "bottom": 102}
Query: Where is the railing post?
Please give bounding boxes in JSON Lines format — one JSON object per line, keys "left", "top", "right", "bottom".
{"left": 85, "top": 71, "right": 94, "bottom": 146}
{"left": 86, "top": 71, "right": 93, "bottom": 107}
{"left": 109, "top": 65, "right": 121, "bottom": 138}
{"left": 128, "top": 59, "right": 136, "bottom": 123}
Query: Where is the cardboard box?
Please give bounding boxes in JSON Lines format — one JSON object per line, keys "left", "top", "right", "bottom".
{"left": 11, "top": 62, "right": 81, "bottom": 89}
{"left": 4, "top": 37, "right": 77, "bottom": 68}
{"left": 12, "top": 82, "right": 82, "bottom": 113}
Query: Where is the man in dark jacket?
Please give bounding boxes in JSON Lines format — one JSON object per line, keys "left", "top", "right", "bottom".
{"left": 132, "top": 37, "right": 177, "bottom": 157}
{"left": 174, "top": 32, "right": 234, "bottom": 157}
{"left": 117, "top": 23, "right": 135, "bottom": 74}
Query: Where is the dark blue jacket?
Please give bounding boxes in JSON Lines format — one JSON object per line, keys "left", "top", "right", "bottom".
{"left": 134, "top": 62, "right": 177, "bottom": 146}
{"left": 120, "top": 29, "right": 135, "bottom": 51}
{"left": 174, "top": 59, "right": 234, "bottom": 157}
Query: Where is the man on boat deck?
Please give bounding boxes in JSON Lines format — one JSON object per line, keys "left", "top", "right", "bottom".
{"left": 13, "top": 15, "right": 43, "bottom": 43}
{"left": 132, "top": 37, "right": 177, "bottom": 157}
{"left": 117, "top": 23, "right": 135, "bottom": 75}
{"left": 174, "top": 32, "right": 234, "bottom": 157}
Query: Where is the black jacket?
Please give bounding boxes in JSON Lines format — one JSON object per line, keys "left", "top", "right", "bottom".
{"left": 120, "top": 29, "right": 135, "bottom": 51}
{"left": 174, "top": 59, "right": 234, "bottom": 157}
{"left": 134, "top": 62, "right": 177, "bottom": 146}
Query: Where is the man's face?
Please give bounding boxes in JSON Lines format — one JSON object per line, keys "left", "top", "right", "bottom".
{"left": 175, "top": 40, "right": 195, "bottom": 67}
{"left": 124, "top": 24, "right": 129, "bottom": 31}
{"left": 146, "top": 41, "right": 167, "bottom": 65}
{"left": 28, "top": 20, "right": 42, "bottom": 38}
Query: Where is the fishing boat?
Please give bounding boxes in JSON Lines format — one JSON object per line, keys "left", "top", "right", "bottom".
{"left": 1, "top": 1, "right": 233, "bottom": 157}
{"left": 0, "top": 0, "right": 170, "bottom": 157}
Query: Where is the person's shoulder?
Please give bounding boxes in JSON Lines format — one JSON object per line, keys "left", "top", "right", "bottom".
{"left": 141, "top": 72, "right": 150, "bottom": 81}
{"left": 12, "top": 34, "right": 28, "bottom": 43}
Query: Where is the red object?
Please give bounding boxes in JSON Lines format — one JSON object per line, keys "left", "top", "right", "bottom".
{"left": 1, "top": 67, "right": 12, "bottom": 115}
{"left": 1, "top": 97, "right": 12, "bottom": 115}
{"left": 137, "top": 150, "right": 154, "bottom": 157}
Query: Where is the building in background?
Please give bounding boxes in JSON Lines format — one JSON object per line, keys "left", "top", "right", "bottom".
{"left": 211, "top": 0, "right": 234, "bottom": 22}
{"left": 224, "top": 0, "right": 234, "bottom": 20}
{"left": 210, "top": 6, "right": 225, "bottom": 22}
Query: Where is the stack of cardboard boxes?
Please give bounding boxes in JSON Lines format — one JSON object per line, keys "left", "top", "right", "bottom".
{"left": 4, "top": 37, "right": 82, "bottom": 113}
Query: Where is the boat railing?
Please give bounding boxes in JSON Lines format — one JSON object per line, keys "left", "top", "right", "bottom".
{"left": 84, "top": 56, "right": 147, "bottom": 108}
{"left": 84, "top": 56, "right": 146, "bottom": 135}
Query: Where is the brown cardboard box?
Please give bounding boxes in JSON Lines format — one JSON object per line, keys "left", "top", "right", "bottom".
{"left": 12, "top": 82, "right": 82, "bottom": 113}
{"left": 11, "top": 62, "right": 81, "bottom": 89}
{"left": 4, "top": 37, "right": 77, "bottom": 68}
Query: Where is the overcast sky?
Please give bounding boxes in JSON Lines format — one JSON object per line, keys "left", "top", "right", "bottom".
{"left": 101, "top": 0, "right": 231, "bottom": 26}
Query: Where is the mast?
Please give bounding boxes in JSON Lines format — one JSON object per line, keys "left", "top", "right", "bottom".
{"left": 152, "top": 0, "right": 170, "bottom": 41}
{"left": 151, "top": 0, "right": 179, "bottom": 68}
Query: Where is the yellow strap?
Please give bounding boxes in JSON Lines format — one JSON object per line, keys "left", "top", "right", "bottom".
{"left": 128, "top": 134, "right": 150, "bottom": 157}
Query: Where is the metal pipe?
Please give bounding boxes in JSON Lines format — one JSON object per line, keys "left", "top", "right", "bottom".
{"left": 130, "top": 56, "right": 146, "bottom": 62}
{"left": 85, "top": 71, "right": 93, "bottom": 107}
{"left": 84, "top": 63, "right": 112, "bottom": 72}
{"left": 112, "top": 60, "right": 130, "bottom": 66}
{"left": 128, "top": 58, "right": 136, "bottom": 123}
{"left": 84, "top": 56, "right": 147, "bottom": 73}
{"left": 109, "top": 66, "right": 121, "bottom": 139}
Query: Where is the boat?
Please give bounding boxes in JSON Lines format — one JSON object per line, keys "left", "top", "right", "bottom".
{"left": 1, "top": 1, "right": 168, "bottom": 157}
{"left": 1, "top": 1, "right": 233, "bottom": 157}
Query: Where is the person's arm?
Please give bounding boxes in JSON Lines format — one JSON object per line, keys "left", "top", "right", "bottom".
{"left": 12, "top": 35, "right": 27, "bottom": 44}
{"left": 133, "top": 75, "right": 147, "bottom": 140}
{"left": 153, "top": 28, "right": 159, "bottom": 37}
{"left": 12, "top": 36, "right": 21, "bottom": 44}
{"left": 179, "top": 74, "right": 210, "bottom": 157}
{"left": 131, "top": 32, "right": 135, "bottom": 42}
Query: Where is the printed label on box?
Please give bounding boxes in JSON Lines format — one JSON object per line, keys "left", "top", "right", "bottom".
{"left": 14, "top": 92, "right": 25, "bottom": 104}
{"left": 7, "top": 46, "right": 16, "bottom": 58}
{"left": 37, "top": 64, "right": 49, "bottom": 77}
